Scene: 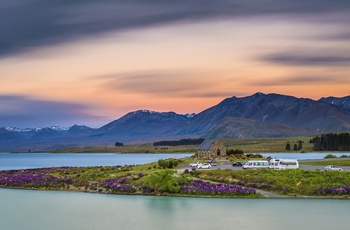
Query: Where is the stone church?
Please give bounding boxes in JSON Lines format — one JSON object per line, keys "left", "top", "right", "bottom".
{"left": 197, "top": 139, "right": 226, "bottom": 159}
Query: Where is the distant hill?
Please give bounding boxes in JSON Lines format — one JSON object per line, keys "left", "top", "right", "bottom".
{"left": 1, "top": 93, "right": 350, "bottom": 151}
{"left": 0, "top": 128, "right": 25, "bottom": 143}
{"left": 173, "top": 92, "right": 350, "bottom": 136}
{"left": 204, "top": 117, "right": 315, "bottom": 139}
{"left": 319, "top": 96, "right": 350, "bottom": 112}
{"left": 95, "top": 110, "right": 192, "bottom": 139}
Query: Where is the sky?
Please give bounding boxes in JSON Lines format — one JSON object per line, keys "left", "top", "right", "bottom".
{"left": 1, "top": 0, "right": 350, "bottom": 128}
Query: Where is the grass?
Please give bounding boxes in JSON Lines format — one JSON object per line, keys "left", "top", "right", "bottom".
{"left": 0, "top": 160, "right": 261, "bottom": 198}
{"left": 221, "top": 136, "right": 314, "bottom": 153}
{"left": 197, "top": 169, "right": 350, "bottom": 197}
{"left": 2, "top": 156, "right": 350, "bottom": 198}
{"left": 300, "top": 159, "right": 350, "bottom": 166}
{"left": 49, "top": 144, "right": 198, "bottom": 154}
{"left": 49, "top": 136, "right": 316, "bottom": 153}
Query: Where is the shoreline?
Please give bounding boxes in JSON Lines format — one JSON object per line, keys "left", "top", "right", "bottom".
{"left": 1, "top": 186, "right": 349, "bottom": 200}
{"left": 2, "top": 155, "right": 350, "bottom": 199}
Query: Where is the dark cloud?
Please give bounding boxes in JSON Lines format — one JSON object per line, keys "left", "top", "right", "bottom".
{"left": 0, "top": 95, "right": 104, "bottom": 128}
{"left": 1, "top": 0, "right": 350, "bottom": 57}
{"left": 320, "top": 32, "right": 350, "bottom": 41}
{"left": 260, "top": 51, "right": 350, "bottom": 66}
{"left": 248, "top": 75, "right": 348, "bottom": 86}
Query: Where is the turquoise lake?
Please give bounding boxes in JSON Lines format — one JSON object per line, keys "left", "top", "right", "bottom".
{"left": 0, "top": 189, "right": 349, "bottom": 230}
{"left": 1, "top": 152, "right": 348, "bottom": 170}
{"left": 0, "top": 152, "right": 192, "bottom": 170}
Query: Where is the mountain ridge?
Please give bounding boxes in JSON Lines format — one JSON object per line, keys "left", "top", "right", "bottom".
{"left": 1, "top": 93, "right": 350, "bottom": 151}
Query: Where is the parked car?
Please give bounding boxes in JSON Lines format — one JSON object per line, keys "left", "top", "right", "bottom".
{"left": 232, "top": 162, "right": 243, "bottom": 167}
{"left": 189, "top": 162, "right": 201, "bottom": 167}
{"left": 325, "top": 165, "right": 343, "bottom": 171}
{"left": 197, "top": 163, "right": 212, "bottom": 169}
{"left": 207, "top": 159, "right": 217, "bottom": 166}
{"left": 242, "top": 160, "right": 269, "bottom": 169}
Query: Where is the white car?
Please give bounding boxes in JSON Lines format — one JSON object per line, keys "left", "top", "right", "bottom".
{"left": 197, "top": 163, "right": 212, "bottom": 169}
{"left": 325, "top": 165, "right": 343, "bottom": 171}
{"left": 189, "top": 162, "right": 201, "bottom": 167}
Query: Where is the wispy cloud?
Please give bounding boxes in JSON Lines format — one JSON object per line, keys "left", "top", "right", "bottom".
{"left": 248, "top": 75, "right": 349, "bottom": 86}
{"left": 317, "top": 32, "right": 350, "bottom": 41}
{"left": 0, "top": 95, "right": 104, "bottom": 128}
{"left": 1, "top": 0, "right": 350, "bottom": 57}
{"left": 96, "top": 71, "right": 221, "bottom": 97}
{"left": 260, "top": 50, "right": 350, "bottom": 66}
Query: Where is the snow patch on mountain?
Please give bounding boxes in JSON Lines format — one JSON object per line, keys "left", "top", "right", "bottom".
{"left": 5, "top": 126, "right": 70, "bottom": 132}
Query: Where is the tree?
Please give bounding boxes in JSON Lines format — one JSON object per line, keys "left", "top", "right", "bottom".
{"left": 115, "top": 142, "right": 123, "bottom": 146}
{"left": 297, "top": 140, "right": 304, "bottom": 150}
{"left": 293, "top": 144, "right": 298, "bottom": 151}
{"left": 311, "top": 133, "right": 350, "bottom": 151}
{"left": 153, "top": 138, "right": 204, "bottom": 146}
{"left": 285, "top": 142, "right": 291, "bottom": 151}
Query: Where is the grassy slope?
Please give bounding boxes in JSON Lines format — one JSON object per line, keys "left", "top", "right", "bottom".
{"left": 2, "top": 164, "right": 349, "bottom": 198}
{"left": 49, "top": 144, "right": 198, "bottom": 153}
{"left": 221, "top": 136, "right": 314, "bottom": 153}
{"left": 50, "top": 136, "right": 315, "bottom": 153}
{"left": 0, "top": 159, "right": 261, "bottom": 198}
{"left": 198, "top": 169, "right": 350, "bottom": 197}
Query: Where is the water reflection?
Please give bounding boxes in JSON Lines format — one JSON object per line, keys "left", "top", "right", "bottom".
{"left": 0, "top": 189, "right": 349, "bottom": 230}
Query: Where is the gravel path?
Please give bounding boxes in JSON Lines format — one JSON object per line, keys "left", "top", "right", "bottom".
{"left": 254, "top": 188, "right": 289, "bottom": 198}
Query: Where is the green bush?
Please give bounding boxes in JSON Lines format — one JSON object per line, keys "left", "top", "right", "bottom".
{"left": 158, "top": 159, "right": 180, "bottom": 169}
{"left": 144, "top": 170, "right": 179, "bottom": 194}
{"left": 245, "top": 153, "right": 264, "bottom": 158}
{"left": 226, "top": 149, "right": 244, "bottom": 155}
{"left": 324, "top": 154, "right": 337, "bottom": 159}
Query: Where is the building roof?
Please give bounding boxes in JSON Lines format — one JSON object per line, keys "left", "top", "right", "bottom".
{"left": 198, "top": 139, "right": 214, "bottom": 150}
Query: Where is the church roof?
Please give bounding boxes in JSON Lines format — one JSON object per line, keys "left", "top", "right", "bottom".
{"left": 198, "top": 139, "right": 215, "bottom": 150}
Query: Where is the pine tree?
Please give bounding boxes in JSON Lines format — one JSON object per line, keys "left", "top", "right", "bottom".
{"left": 293, "top": 144, "right": 298, "bottom": 151}
{"left": 297, "top": 140, "right": 303, "bottom": 150}
{"left": 285, "top": 142, "right": 291, "bottom": 151}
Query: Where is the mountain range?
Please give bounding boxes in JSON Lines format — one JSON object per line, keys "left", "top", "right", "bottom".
{"left": 1, "top": 92, "right": 350, "bottom": 151}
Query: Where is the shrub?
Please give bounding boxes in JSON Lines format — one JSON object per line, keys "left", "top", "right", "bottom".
{"left": 324, "top": 154, "right": 337, "bottom": 159}
{"left": 114, "top": 142, "right": 123, "bottom": 146}
{"left": 226, "top": 149, "right": 244, "bottom": 155}
{"left": 158, "top": 158, "right": 180, "bottom": 169}
{"left": 141, "top": 186, "right": 155, "bottom": 194}
{"left": 144, "top": 170, "right": 179, "bottom": 193}
{"left": 245, "top": 153, "right": 263, "bottom": 158}
{"left": 180, "top": 180, "right": 256, "bottom": 196}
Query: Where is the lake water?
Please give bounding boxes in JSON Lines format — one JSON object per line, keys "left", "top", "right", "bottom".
{"left": 0, "top": 153, "right": 192, "bottom": 170}
{"left": 1, "top": 152, "right": 349, "bottom": 230}
{"left": 262, "top": 152, "right": 350, "bottom": 160}
{"left": 0, "top": 188, "right": 348, "bottom": 230}
{"left": 1, "top": 152, "right": 347, "bottom": 170}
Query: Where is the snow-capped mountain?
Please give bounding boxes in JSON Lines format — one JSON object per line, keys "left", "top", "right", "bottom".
{"left": 1, "top": 93, "right": 350, "bottom": 151}
{"left": 5, "top": 126, "right": 70, "bottom": 133}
